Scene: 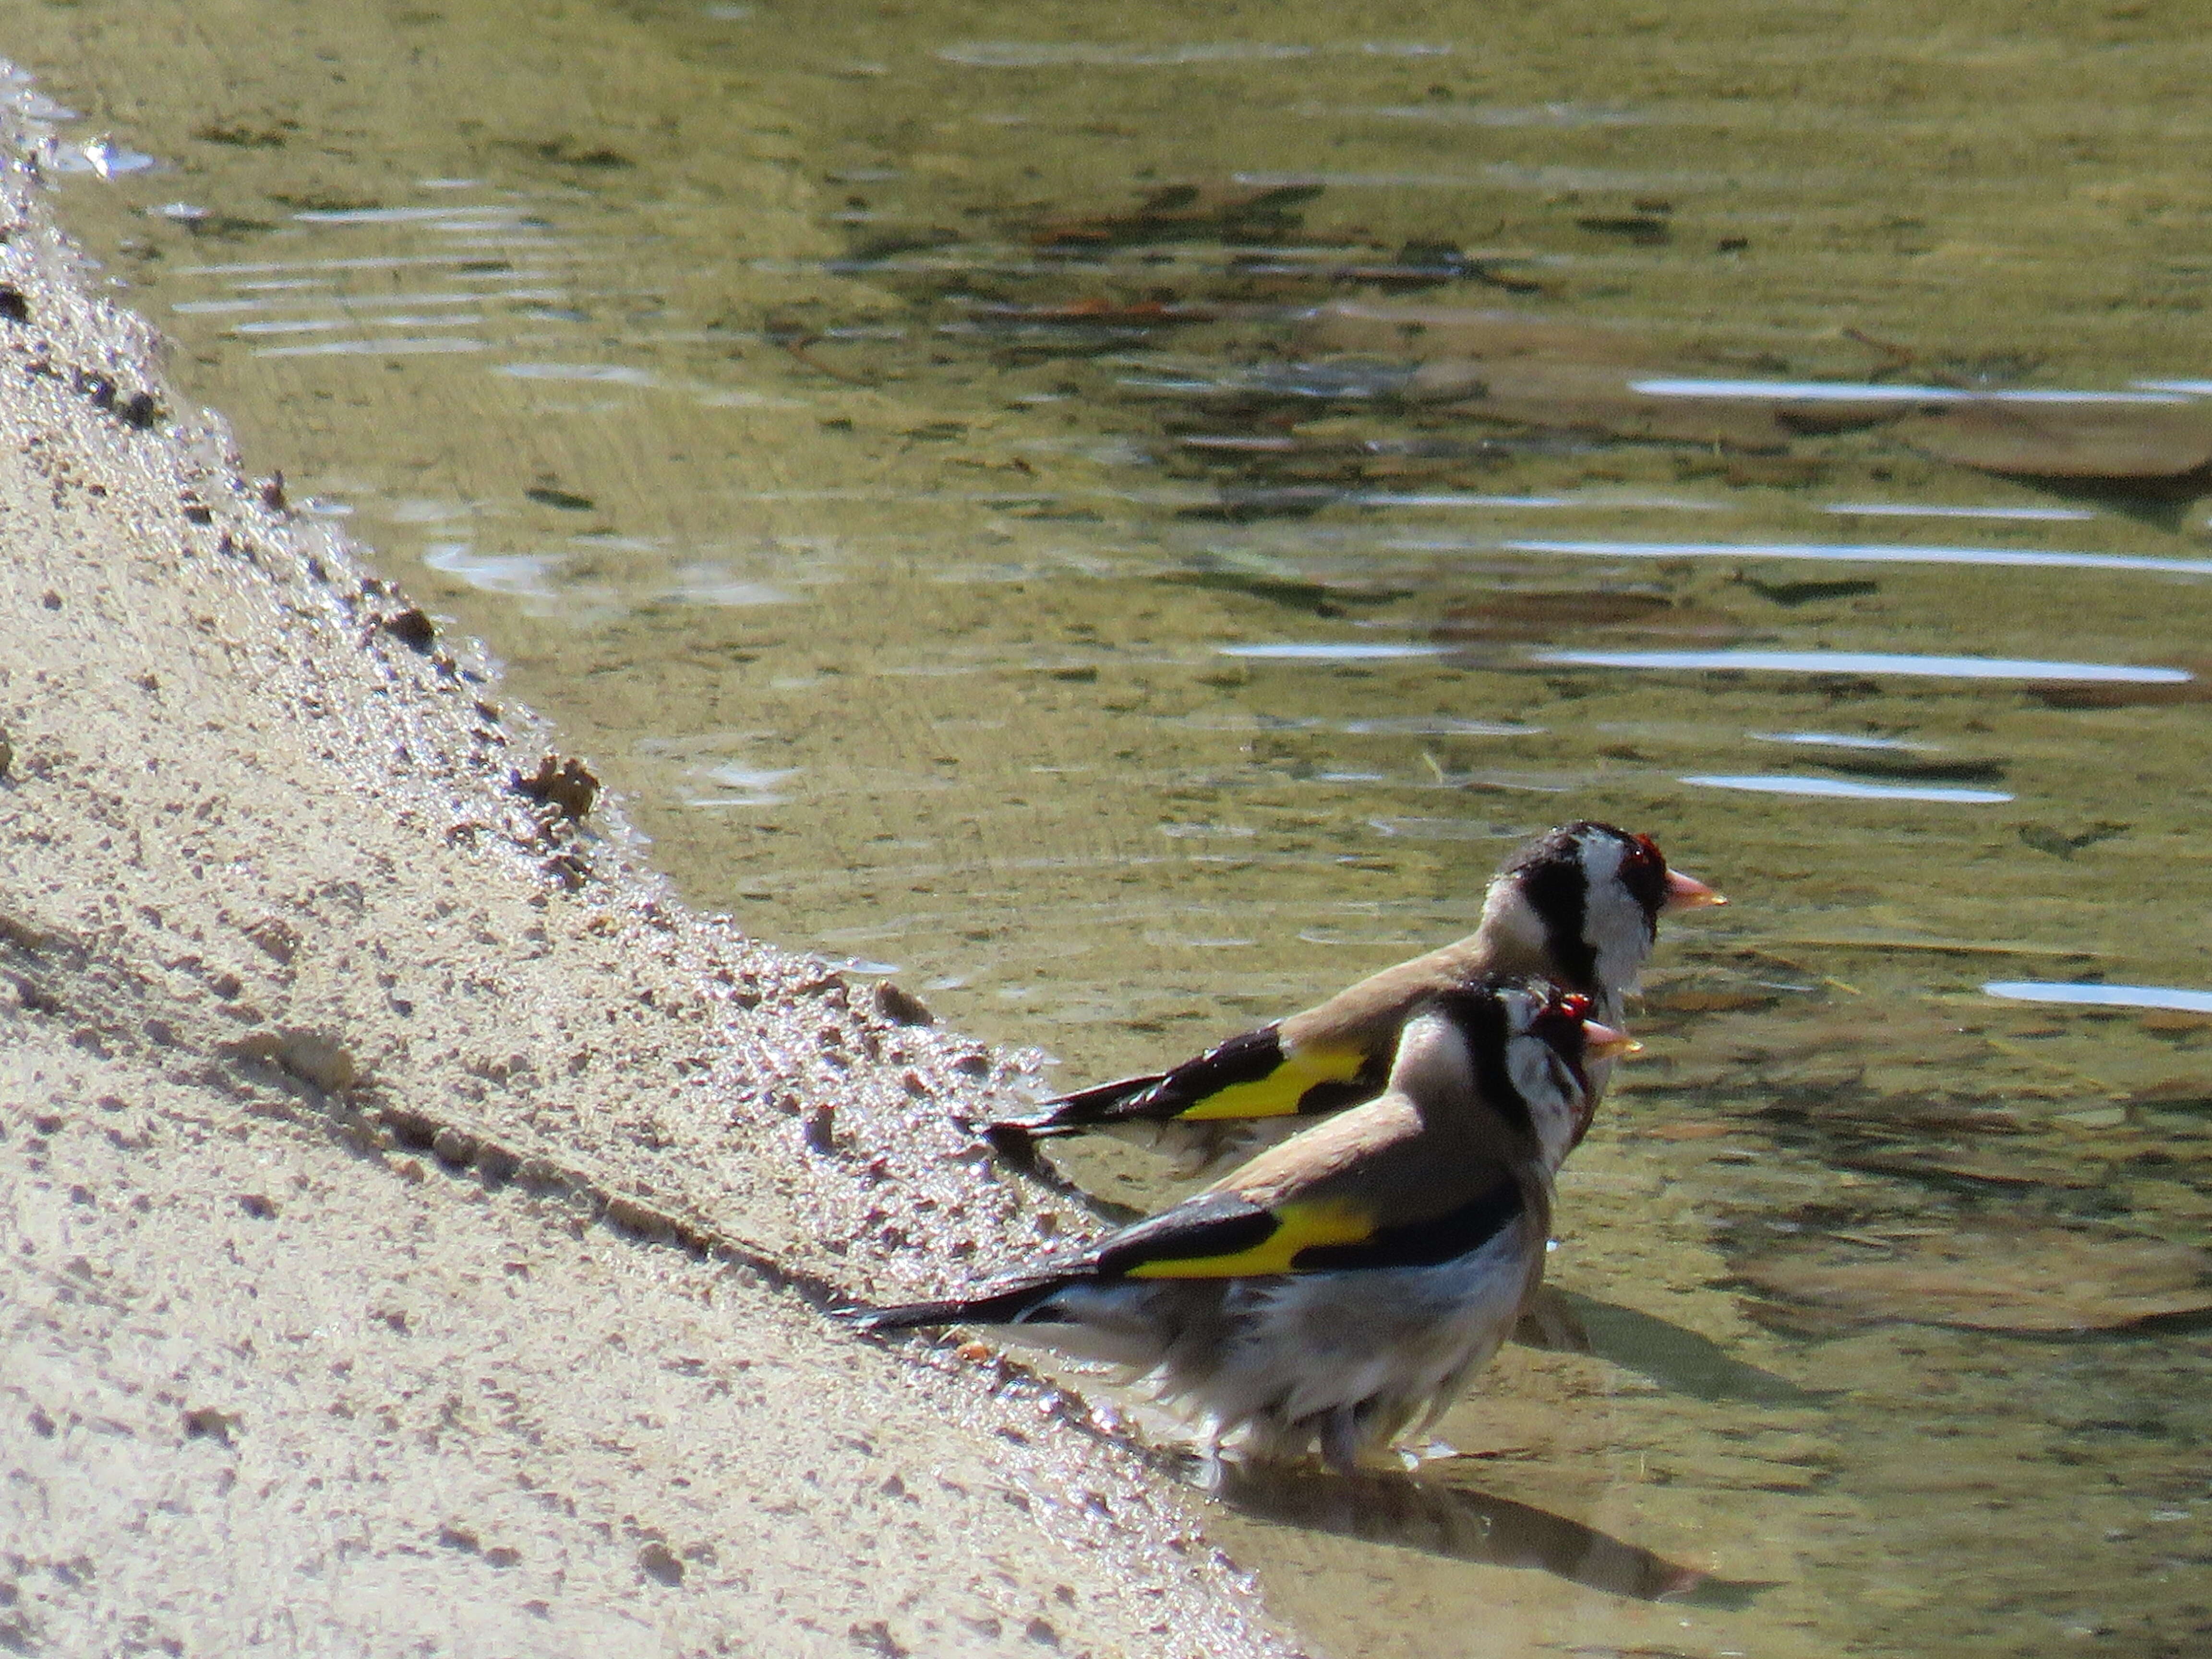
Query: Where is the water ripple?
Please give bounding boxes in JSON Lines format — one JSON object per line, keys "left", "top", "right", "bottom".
{"left": 1750, "top": 730, "right": 1936, "bottom": 752}
{"left": 1327, "top": 102, "right": 1647, "bottom": 127}
{"left": 940, "top": 40, "right": 1316, "bottom": 67}
{"left": 1537, "top": 649, "right": 2190, "bottom": 682}
{"left": 1683, "top": 773, "right": 2013, "bottom": 803}
{"left": 497, "top": 361, "right": 658, "bottom": 385}
{"left": 1821, "top": 503, "right": 2096, "bottom": 523}
{"left": 254, "top": 337, "right": 490, "bottom": 358}
{"left": 1218, "top": 641, "right": 1451, "bottom": 661}
{"left": 292, "top": 204, "right": 536, "bottom": 226}
{"left": 1505, "top": 539, "right": 2212, "bottom": 576}
{"left": 1632, "top": 377, "right": 2188, "bottom": 406}
{"left": 1985, "top": 981, "right": 2212, "bottom": 1013}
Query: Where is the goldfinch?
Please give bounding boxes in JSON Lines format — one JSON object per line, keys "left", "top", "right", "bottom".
{"left": 986, "top": 820, "right": 1721, "bottom": 1173}
{"left": 844, "top": 978, "right": 1631, "bottom": 1475}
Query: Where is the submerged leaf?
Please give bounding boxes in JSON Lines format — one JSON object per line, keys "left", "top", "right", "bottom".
{"left": 1804, "top": 754, "right": 2008, "bottom": 785}
{"left": 1403, "top": 357, "right": 1908, "bottom": 450}
{"left": 1640, "top": 987, "right": 1786, "bottom": 1014}
{"left": 1736, "top": 1224, "right": 2212, "bottom": 1333}
{"left": 1402, "top": 358, "right": 1795, "bottom": 450}
{"left": 961, "top": 296, "right": 1222, "bottom": 328}
{"left": 1434, "top": 588, "right": 1719, "bottom": 641}
{"left": 1901, "top": 400, "right": 2212, "bottom": 481}
{"left": 1807, "top": 1095, "right": 2029, "bottom": 1136}
{"left": 1297, "top": 301, "right": 1680, "bottom": 366}
{"left": 1027, "top": 181, "right": 1326, "bottom": 247}
{"left": 2029, "top": 657, "right": 2212, "bottom": 709}
{"left": 1828, "top": 1144, "right": 2102, "bottom": 1188}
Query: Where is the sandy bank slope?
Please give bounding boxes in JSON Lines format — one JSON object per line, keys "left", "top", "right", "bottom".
{"left": 0, "top": 145, "right": 1299, "bottom": 1656}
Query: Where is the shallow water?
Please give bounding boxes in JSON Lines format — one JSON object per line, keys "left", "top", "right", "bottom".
{"left": 12, "top": 1, "right": 2212, "bottom": 1653}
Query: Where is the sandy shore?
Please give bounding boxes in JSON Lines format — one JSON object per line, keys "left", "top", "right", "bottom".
{"left": 0, "top": 132, "right": 1302, "bottom": 1655}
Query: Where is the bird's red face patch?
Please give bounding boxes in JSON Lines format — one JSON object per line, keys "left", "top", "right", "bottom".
{"left": 1529, "top": 990, "right": 1593, "bottom": 1062}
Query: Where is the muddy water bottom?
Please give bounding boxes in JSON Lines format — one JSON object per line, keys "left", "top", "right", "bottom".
{"left": 11, "top": 0, "right": 2212, "bottom": 1652}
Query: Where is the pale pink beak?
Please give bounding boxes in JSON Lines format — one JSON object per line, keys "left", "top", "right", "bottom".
{"left": 1661, "top": 869, "right": 1727, "bottom": 913}
{"left": 1582, "top": 1020, "right": 1642, "bottom": 1060}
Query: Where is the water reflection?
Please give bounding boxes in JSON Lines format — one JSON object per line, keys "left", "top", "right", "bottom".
{"left": 1341, "top": 716, "right": 1539, "bottom": 736}
{"left": 1504, "top": 537, "right": 2212, "bottom": 575}
{"left": 42, "top": 132, "right": 157, "bottom": 176}
{"left": 421, "top": 542, "right": 563, "bottom": 598}
{"left": 1821, "top": 502, "right": 2095, "bottom": 522}
{"left": 1984, "top": 981, "right": 2212, "bottom": 1014}
{"left": 291, "top": 204, "right": 539, "bottom": 226}
{"left": 937, "top": 41, "right": 1436, "bottom": 68}
{"left": 1535, "top": 648, "right": 2192, "bottom": 681}
{"left": 1750, "top": 731, "right": 1934, "bottom": 752}
{"left": 1368, "top": 816, "right": 1529, "bottom": 842}
{"left": 256, "top": 337, "right": 491, "bottom": 358}
{"left": 1683, "top": 774, "right": 2013, "bottom": 804}
{"left": 1634, "top": 376, "right": 2189, "bottom": 405}
{"left": 1335, "top": 102, "right": 1649, "bottom": 129}
{"left": 1216, "top": 641, "right": 1451, "bottom": 661}
{"left": 499, "top": 361, "right": 659, "bottom": 385}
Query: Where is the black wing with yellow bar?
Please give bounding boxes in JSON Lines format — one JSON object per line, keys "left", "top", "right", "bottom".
{"left": 845, "top": 1178, "right": 1531, "bottom": 1332}
{"left": 1002, "top": 1023, "right": 1391, "bottom": 1142}
{"left": 1099, "top": 1179, "right": 1527, "bottom": 1279}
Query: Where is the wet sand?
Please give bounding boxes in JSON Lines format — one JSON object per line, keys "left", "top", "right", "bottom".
{"left": 0, "top": 137, "right": 1301, "bottom": 1656}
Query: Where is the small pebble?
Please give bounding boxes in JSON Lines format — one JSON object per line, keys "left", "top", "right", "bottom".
{"left": 637, "top": 1541, "right": 685, "bottom": 1586}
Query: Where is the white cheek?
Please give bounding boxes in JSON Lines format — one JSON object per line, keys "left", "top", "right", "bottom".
{"left": 1590, "top": 905, "right": 1653, "bottom": 998}
{"left": 1578, "top": 838, "right": 1656, "bottom": 999}
{"left": 1505, "top": 1036, "right": 1585, "bottom": 1163}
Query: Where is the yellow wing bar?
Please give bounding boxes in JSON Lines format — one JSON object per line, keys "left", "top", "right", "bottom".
{"left": 1175, "top": 1042, "right": 1370, "bottom": 1122}
{"left": 1126, "top": 1198, "right": 1373, "bottom": 1279}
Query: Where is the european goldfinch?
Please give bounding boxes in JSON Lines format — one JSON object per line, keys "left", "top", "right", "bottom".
{"left": 986, "top": 820, "right": 1720, "bottom": 1173}
{"left": 845, "top": 978, "right": 1631, "bottom": 1475}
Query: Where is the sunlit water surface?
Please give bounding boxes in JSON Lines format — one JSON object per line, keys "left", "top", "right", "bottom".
{"left": 13, "top": 1, "right": 2212, "bottom": 1652}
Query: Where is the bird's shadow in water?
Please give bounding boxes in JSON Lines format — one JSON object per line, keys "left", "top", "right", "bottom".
{"left": 1213, "top": 1460, "right": 1772, "bottom": 1608}
{"left": 1515, "top": 1287, "right": 1830, "bottom": 1407}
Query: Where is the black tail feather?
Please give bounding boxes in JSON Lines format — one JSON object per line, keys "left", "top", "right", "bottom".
{"left": 992, "top": 1070, "right": 1171, "bottom": 1141}
{"left": 981, "top": 1072, "right": 1171, "bottom": 1170}
{"left": 836, "top": 1283, "right": 1062, "bottom": 1333}
{"left": 990, "top": 1026, "right": 1293, "bottom": 1149}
